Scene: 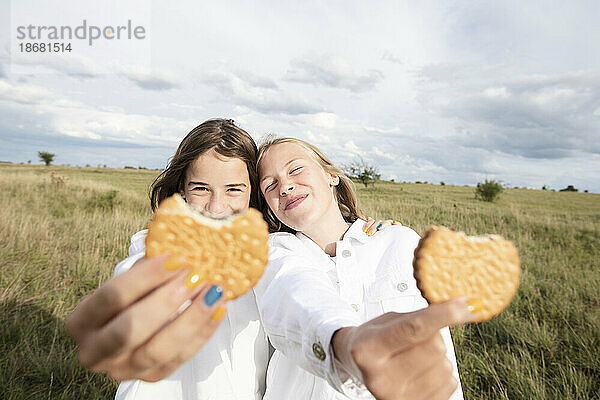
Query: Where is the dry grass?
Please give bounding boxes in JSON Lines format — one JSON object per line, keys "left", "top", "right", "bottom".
{"left": 1, "top": 164, "right": 598, "bottom": 399}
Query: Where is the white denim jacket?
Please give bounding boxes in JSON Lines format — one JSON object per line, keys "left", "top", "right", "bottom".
{"left": 113, "top": 230, "right": 270, "bottom": 400}
{"left": 255, "top": 220, "right": 464, "bottom": 400}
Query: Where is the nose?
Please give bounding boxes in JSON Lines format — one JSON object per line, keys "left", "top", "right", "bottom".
{"left": 206, "top": 192, "right": 228, "bottom": 216}
{"left": 279, "top": 180, "right": 294, "bottom": 196}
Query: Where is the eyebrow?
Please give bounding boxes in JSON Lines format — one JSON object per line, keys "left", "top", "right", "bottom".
{"left": 260, "top": 158, "right": 301, "bottom": 185}
{"left": 187, "top": 181, "right": 247, "bottom": 188}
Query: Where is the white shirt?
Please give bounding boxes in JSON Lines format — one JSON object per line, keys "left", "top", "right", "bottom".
{"left": 255, "top": 220, "right": 464, "bottom": 400}
{"left": 113, "top": 230, "right": 270, "bottom": 400}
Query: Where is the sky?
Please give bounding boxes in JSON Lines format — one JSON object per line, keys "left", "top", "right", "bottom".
{"left": 1, "top": 0, "right": 599, "bottom": 192}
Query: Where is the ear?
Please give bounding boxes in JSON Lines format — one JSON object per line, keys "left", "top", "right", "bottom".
{"left": 180, "top": 190, "right": 187, "bottom": 202}
{"left": 330, "top": 175, "right": 340, "bottom": 186}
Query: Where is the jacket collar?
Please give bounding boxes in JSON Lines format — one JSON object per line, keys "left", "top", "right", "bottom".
{"left": 342, "top": 219, "right": 370, "bottom": 244}
{"left": 295, "top": 219, "right": 369, "bottom": 253}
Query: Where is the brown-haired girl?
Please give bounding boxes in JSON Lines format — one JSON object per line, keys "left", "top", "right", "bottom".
{"left": 69, "top": 119, "right": 270, "bottom": 400}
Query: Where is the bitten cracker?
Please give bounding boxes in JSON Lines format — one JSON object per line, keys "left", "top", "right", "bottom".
{"left": 145, "top": 194, "right": 269, "bottom": 300}
{"left": 413, "top": 226, "right": 521, "bottom": 322}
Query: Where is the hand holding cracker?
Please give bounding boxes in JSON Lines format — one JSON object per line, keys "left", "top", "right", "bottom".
{"left": 66, "top": 255, "right": 225, "bottom": 382}
{"left": 67, "top": 194, "right": 269, "bottom": 382}
{"left": 332, "top": 298, "right": 477, "bottom": 400}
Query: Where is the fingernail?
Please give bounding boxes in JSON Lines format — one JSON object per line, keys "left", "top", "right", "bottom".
{"left": 466, "top": 297, "right": 484, "bottom": 315}
{"left": 164, "top": 255, "right": 186, "bottom": 271}
{"left": 363, "top": 225, "right": 368, "bottom": 232}
{"left": 367, "top": 229, "right": 374, "bottom": 236}
{"left": 185, "top": 272, "right": 205, "bottom": 289}
{"left": 211, "top": 305, "right": 227, "bottom": 321}
{"left": 376, "top": 223, "right": 383, "bottom": 229}
{"left": 204, "top": 285, "right": 223, "bottom": 306}
{"left": 392, "top": 220, "right": 400, "bottom": 225}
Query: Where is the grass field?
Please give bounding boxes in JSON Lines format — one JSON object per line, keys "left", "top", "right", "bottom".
{"left": 1, "top": 163, "right": 598, "bottom": 399}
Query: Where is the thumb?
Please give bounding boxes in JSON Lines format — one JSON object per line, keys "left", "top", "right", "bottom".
{"left": 380, "top": 297, "right": 478, "bottom": 352}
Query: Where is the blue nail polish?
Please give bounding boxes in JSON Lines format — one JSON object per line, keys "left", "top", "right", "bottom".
{"left": 377, "top": 223, "right": 382, "bottom": 229}
{"left": 204, "top": 285, "right": 223, "bottom": 306}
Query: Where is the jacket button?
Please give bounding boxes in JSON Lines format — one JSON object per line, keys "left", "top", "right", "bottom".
{"left": 312, "top": 343, "right": 326, "bottom": 361}
{"left": 351, "top": 304, "right": 359, "bottom": 312}
{"left": 342, "top": 249, "right": 351, "bottom": 258}
{"left": 397, "top": 282, "right": 408, "bottom": 292}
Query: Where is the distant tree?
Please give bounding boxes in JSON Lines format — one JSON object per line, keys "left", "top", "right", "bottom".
{"left": 342, "top": 158, "right": 381, "bottom": 188}
{"left": 475, "top": 179, "right": 504, "bottom": 202}
{"left": 440, "top": 181, "right": 445, "bottom": 186}
{"left": 560, "top": 185, "right": 578, "bottom": 192}
{"left": 542, "top": 185, "right": 548, "bottom": 190}
{"left": 38, "top": 151, "right": 55, "bottom": 166}
{"left": 27, "top": 160, "right": 31, "bottom": 164}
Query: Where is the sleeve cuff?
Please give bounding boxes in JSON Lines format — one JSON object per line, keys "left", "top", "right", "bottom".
{"left": 303, "top": 316, "right": 373, "bottom": 399}
{"left": 113, "top": 252, "right": 144, "bottom": 277}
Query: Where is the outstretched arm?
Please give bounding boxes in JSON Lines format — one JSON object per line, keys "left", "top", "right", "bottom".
{"left": 256, "top": 234, "right": 475, "bottom": 400}
{"left": 332, "top": 298, "right": 476, "bottom": 400}
{"left": 67, "top": 254, "right": 226, "bottom": 382}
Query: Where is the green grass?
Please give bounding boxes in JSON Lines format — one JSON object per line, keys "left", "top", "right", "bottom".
{"left": 1, "top": 164, "right": 599, "bottom": 399}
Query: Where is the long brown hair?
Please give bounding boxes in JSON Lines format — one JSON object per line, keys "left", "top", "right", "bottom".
{"left": 150, "top": 119, "right": 259, "bottom": 211}
{"left": 257, "top": 136, "right": 364, "bottom": 233}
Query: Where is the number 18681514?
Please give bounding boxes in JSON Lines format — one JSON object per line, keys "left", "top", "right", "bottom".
{"left": 19, "top": 42, "right": 72, "bottom": 52}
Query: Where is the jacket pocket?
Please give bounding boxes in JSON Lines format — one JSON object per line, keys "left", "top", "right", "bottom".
{"left": 365, "top": 273, "right": 425, "bottom": 314}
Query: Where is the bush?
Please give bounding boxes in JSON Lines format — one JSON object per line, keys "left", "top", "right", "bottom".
{"left": 38, "top": 151, "right": 55, "bottom": 166}
{"left": 559, "top": 185, "right": 578, "bottom": 192}
{"left": 475, "top": 179, "right": 503, "bottom": 202}
{"left": 85, "top": 190, "right": 118, "bottom": 211}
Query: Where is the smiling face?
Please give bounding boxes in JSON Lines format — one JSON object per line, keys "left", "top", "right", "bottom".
{"left": 259, "top": 142, "right": 339, "bottom": 232}
{"left": 181, "top": 149, "right": 251, "bottom": 216}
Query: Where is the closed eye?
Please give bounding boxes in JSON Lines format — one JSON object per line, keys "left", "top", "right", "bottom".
{"left": 191, "top": 186, "right": 209, "bottom": 191}
{"left": 227, "top": 187, "right": 243, "bottom": 192}
{"left": 290, "top": 166, "right": 302, "bottom": 174}
{"left": 264, "top": 181, "right": 276, "bottom": 192}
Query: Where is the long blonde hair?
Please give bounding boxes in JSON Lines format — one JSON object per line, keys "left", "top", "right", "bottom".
{"left": 257, "top": 136, "right": 364, "bottom": 233}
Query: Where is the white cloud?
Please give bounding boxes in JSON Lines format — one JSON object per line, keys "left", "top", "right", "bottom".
{"left": 0, "top": 80, "right": 190, "bottom": 146}
{"left": 285, "top": 54, "right": 384, "bottom": 93}
{"left": 306, "top": 130, "right": 331, "bottom": 144}
{"left": 344, "top": 140, "right": 360, "bottom": 153}
{"left": 9, "top": 55, "right": 180, "bottom": 91}
{"left": 200, "top": 70, "right": 323, "bottom": 115}
{"left": 119, "top": 67, "right": 179, "bottom": 91}
{"left": 483, "top": 87, "right": 509, "bottom": 99}
{"left": 371, "top": 146, "right": 395, "bottom": 161}
{"left": 10, "top": 53, "right": 101, "bottom": 78}
{"left": 417, "top": 65, "right": 600, "bottom": 158}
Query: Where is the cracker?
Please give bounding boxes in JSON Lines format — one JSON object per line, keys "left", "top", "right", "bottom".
{"left": 145, "top": 194, "right": 269, "bottom": 300}
{"left": 413, "top": 226, "right": 521, "bottom": 322}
